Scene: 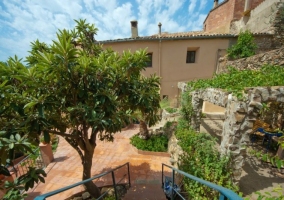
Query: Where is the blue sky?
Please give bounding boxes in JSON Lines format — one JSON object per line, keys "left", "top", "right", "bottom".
{"left": 0, "top": 0, "right": 225, "bottom": 61}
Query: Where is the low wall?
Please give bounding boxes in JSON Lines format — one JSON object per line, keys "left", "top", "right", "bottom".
{"left": 217, "top": 47, "right": 284, "bottom": 73}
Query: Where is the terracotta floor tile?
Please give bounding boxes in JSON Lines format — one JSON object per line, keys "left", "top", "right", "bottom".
{"left": 27, "top": 126, "right": 171, "bottom": 199}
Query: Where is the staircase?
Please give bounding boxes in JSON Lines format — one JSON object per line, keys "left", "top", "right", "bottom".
{"left": 34, "top": 162, "right": 242, "bottom": 200}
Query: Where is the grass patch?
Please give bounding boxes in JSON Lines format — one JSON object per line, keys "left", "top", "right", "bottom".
{"left": 130, "top": 135, "right": 168, "bottom": 152}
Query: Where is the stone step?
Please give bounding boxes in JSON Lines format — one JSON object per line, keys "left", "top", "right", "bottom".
{"left": 122, "top": 184, "right": 167, "bottom": 200}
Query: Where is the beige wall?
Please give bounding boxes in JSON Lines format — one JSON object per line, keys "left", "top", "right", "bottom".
{"left": 101, "top": 38, "right": 229, "bottom": 103}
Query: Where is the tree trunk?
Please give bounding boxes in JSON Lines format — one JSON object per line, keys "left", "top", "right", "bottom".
{"left": 139, "top": 120, "right": 149, "bottom": 139}
{"left": 83, "top": 148, "right": 101, "bottom": 198}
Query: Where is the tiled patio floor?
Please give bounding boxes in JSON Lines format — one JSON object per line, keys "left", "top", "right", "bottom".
{"left": 26, "top": 126, "right": 171, "bottom": 200}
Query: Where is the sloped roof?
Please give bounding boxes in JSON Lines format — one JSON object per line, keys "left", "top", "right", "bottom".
{"left": 98, "top": 31, "right": 271, "bottom": 43}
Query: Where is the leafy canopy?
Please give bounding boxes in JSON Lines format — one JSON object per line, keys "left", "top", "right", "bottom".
{"left": 0, "top": 19, "right": 161, "bottom": 198}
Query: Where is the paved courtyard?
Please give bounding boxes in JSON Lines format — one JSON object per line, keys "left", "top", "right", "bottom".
{"left": 26, "top": 125, "right": 171, "bottom": 200}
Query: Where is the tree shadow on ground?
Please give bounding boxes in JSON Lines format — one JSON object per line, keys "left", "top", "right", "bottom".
{"left": 240, "top": 154, "right": 284, "bottom": 196}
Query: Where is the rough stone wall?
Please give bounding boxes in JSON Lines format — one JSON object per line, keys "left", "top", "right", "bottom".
{"left": 217, "top": 47, "right": 284, "bottom": 73}
{"left": 251, "top": 0, "right": 266, "bottom": 10}
{"left": 220, "top": 94, "right": 252, "bottom": 183}
{"left": 190, "top": 86, "right": 284, "bottom": 183}
{"left": 230, "top": 0, "right": 282, "bottom": 35}
{"left": 204, "top": 0, "right": 266, "bottom": 33}
{"left": 272, "top": 2, "right": 284, "bottom": 47}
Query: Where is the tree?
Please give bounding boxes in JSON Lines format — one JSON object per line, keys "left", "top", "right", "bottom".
{"left": 0, "top": 57, "right": 47, "bottom": 199}
{"left": 0, "top": 19, "right": 161, "bottom": 198}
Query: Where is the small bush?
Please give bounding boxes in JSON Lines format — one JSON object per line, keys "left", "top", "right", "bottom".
{"left": 165, "top": 107, "right": 177, "bottom": 113}
{"left": 176, "top": 126, "right": 238, "bottom": 199}
{"left": 130, "top": 135, "right": 168, "bottom": 152}
{"left": 227, "top": 30, "right": 257, "bottom": 59}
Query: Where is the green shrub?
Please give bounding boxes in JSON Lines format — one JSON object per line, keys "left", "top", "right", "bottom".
{"left": 165, "top": 107, "right": 177, "bottom": 113}
{"left": 163, "top": 121, "right": 173, "bottom": 129}
{"left": 130, "top": 135, "right": 168, "bottom": 152}
{"left": 176, "top": 126, "right": 238, "bottom": 199}
{"left": 227, "top": 30, "right": 257, "bottom": 59}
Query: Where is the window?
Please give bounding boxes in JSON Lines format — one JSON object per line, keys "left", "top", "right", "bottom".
{"left": 146, "top": 53, "right": 153, "bottom": 67}
{"left": 186, "top": 51, "right": 196, "bottom": 63}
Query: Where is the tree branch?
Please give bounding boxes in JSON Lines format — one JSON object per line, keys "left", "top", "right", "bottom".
{"left": 65, "top": 137, "right": 84, "bottom": 164}
{"left": 48, "top": 130, "right": 78, "bottom": 139}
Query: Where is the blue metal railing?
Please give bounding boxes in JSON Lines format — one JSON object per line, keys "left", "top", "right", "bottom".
{"left": 162, "top": 163, "right": 242, "bottom": 200}
{"left": 10, "top": 147, "right": 45, "bottom": 178}
{"left": 34, "top": 162, "right": 131, "bottom": 200}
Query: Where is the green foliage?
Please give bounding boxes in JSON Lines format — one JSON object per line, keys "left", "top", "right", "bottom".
{"left": 160, "top": 97, "right": 177, "bottom": 114}
{"left": 176, "top": 126, "right": 237, "bottom": 199}
{"left": 160, "top": 97, "right": 170, "bottom": 109}
{"left": 227, "top": 30, "right": 257, "bottom": 59}
{"left": 163, "top": 121, "right": 173, "bottom": 129}
{"left": 165, "top": 107, "right": 177, "bottom": 114}
{"left": 130, "top": 135, "right": 168, "bottom": 152}
{"left": 188, "top": 65, "right": 284, "bottom": 94}
{"left": 181, "top": 65, "right": 284, "bottom": 123}
{"left": 0, "top": 19, "right": 161, "bottom": 197}
{"left": 248, "top": 148, "right": 284, "bottom": 169}
{"left": 179, "top": 91, "right": 193, "bottom": 124}
{"left": 2, "top": 167, "right": 46, "bottom": 200}
{"left": 244, "top": 185, "right": 284, "bottom": 200}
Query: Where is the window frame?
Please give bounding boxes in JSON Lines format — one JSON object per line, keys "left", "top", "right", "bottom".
{"left": 186, "top": 51, "right": 196, "bottom": 64}
{"left": 146, "top": 53, "right": 153, "bottom": 67}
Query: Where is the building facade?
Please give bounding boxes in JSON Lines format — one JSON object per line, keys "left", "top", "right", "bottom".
{"left": 99, "top": 0, "right": 277, "bottom": 104}
{"left": 99, "top": 26, "right": 234, "bottom": 105}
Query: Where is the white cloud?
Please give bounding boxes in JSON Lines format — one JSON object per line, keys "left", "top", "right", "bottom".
{"left": 188, "top": 0, "right": 197, "bottom": 13}
{"left": 0, "top": 0, "right": 212, "bottom": 61}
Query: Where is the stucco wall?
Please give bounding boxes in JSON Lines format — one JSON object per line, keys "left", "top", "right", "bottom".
{"left": 102, "top": 38, "right": 229, "bottom": 101}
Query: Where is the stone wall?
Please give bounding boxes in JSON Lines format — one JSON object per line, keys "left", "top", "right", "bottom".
{"left": 204, "top": 0, "right": 266, "bottom": 33}
{"left": 273, "top": 1, "right": 284, "bottom": 47}
{"left": 230, "top": 0, "right": 281, "bottom": 35}
{"left": 190, "top": 86, "right": 284, "bottom": 184}
{"left": 217, "top": 47, "right": 284, "bottom": 73}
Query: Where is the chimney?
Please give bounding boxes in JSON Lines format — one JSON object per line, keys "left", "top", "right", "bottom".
{"left": 158, "top": 22, "right": 162, "bottom": 36}
{"left": 130, "top": 20, "right": 138, "bottom": 38}
{"left": 213, "top": 0, "right": 218, "bottom": 8}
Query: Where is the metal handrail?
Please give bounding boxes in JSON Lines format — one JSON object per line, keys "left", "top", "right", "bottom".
{"left": 34, "top": 162, "right": 131, "bottom": 200}
{"left": 162, "top": 163, "right": 242, "bottom": 200}
{"left": 9, "top": 147, "right": 45, "bottom": 177}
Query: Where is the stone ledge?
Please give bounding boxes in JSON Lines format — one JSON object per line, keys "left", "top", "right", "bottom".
{"left": 204, "top": 113, "right": 225, "bottom": 119}
{"left": 131, "top": 145, "right": 170, "bottom": 157}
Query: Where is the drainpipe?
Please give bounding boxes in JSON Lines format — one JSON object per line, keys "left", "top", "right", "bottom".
{"left": 158, "top": 23, "right": 162, "bottom": 78}
{"left": 244, "top": 0, "right": 251, "bottom": 11}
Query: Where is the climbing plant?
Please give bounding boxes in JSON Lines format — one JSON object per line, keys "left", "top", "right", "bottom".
{"left": 227, "top": 30, "right": 257, "bottom": 59}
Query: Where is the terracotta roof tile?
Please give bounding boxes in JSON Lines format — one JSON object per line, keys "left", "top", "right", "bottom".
{"left": 98, "top": 31, "right": 272, "bottom": 43}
